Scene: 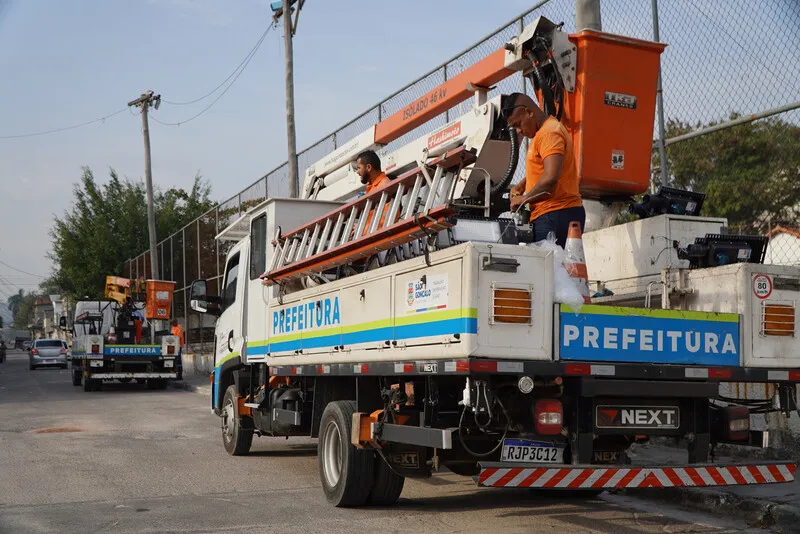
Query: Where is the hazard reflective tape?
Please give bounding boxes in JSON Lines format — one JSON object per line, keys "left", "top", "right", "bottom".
{"left": 477, "top": 463, "right": 796, "bottom": 489}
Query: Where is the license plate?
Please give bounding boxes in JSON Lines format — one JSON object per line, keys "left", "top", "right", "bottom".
{"left": 45, "top": 360, "right": 55, "bottom": 364}
{"left": 501, "top": 439, "right": 564, "bottom": 463}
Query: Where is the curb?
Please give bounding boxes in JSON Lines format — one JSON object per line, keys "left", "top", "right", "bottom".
{"left": 629, "top": 486, "right": 800, "bottom": 532}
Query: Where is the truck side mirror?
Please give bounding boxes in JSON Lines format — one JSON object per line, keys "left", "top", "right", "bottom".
{"left": 189, "top": 279, "right": 220, "bottom": 315}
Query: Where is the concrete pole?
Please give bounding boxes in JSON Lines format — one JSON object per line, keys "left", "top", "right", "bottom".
{"left": 652, "top": 0, "right": 669, "bottom": 187}
{"left": 575, "top": 0, "right": 602, "bottom": 31}
{"left": 282, "top": 2, "right": 299, "bottom": 198}
{"left": 128, "top": 91, "right": 160, "bottom": 281}
{"left": 141, "top": 102, "right": 160, "bottom": 281}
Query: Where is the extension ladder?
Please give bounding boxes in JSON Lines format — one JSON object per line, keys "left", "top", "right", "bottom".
{"left": 262, "top": 146, "right": 477, "bottom": 285}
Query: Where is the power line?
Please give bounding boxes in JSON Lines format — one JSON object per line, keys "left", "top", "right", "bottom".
{"left": 0, "top": 260, "right": 46, "bottom": 279}
{"left": 152, "top": 24, "right": 275, "bottom": 127}
{"left": 163, "top": 24, "right": 276, "bottom": 106}
{"left": 0, "top": 108, "right": 128, "bottom": 140}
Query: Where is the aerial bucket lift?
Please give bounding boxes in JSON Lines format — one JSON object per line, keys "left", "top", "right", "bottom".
{"left": 263, "top": 17, "right": 666, "bottom": 286}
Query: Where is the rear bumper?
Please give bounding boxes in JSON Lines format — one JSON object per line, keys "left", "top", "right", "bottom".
{"left": 477, "top": 461, "right": 796, "bottom": 489}
{"left": 32, "top": 357, "right": 67, "bottom": 365}
{"left": 88, "top": 372, "right": 176, "bottom": 379}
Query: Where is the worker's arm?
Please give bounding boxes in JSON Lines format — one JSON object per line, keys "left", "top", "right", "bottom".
{"left": 510, "top": 153, "right": 562, "bottom": 211}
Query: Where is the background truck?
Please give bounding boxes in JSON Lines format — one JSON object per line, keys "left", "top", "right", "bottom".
{"left": 68, "top": 276, "right": 181, "bottom": 391}
{"left": 188, "top": 17, "right": 799, "bottom": 506}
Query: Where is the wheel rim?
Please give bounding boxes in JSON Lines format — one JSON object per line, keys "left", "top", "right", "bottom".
{"left": 321, "top": 420, "right": 343, "bottom": 488}
{"left": 222, "top": 400, "right": 235, "bottom": 443}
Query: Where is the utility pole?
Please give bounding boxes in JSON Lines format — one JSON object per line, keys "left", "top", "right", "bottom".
{"left": 575, "top": 0, "right": 602, "bottom": 31}
{"left": 652, "top": 0, "right": 668, "bottom": 188}
{"left": 272, "top": 0, "right": 304, "bottom": 198}
{"left": 127, "top": 90, "right": 162, "bottom": 280}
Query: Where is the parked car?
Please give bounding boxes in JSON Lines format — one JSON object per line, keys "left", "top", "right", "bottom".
{"left": 29, "top": 339, "right": 68, "bottom": 370}
{"left": 21, "top": 340, "right": 32, "bottom": 351}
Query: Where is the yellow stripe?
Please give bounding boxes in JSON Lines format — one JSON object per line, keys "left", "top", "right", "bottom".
{"left": 216, "top": 352, "right": 240, "bottom": 368}
{"left": 250, "top": 307, "right": 479, "bottom": 346}
{"left": 561, "top": 304, "right": 739, "bottom": 323}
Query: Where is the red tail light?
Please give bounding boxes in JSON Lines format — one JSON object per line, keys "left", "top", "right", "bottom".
{"left": 91, "top": 344, "right": 100, "bottom": 354}
{"left": 31, "top": 349, "right": 39, "bottom": 355}
{"left": 535, "top": 399, "right": 563, "bottom": 435}
{"left": 60, "top": 349, "right": 67, "bottom": 354}
{"left": 724, "top": 406, "right": 750, "bottom": 441}
{"left": 167, "top": 345, "right": 175, "bottom": 355}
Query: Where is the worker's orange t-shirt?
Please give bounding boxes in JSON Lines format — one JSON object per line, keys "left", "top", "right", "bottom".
{"left": 363, "top": 172, "right": 392, "bottom": 231}
{"left": 524, "top": 117, "right": 582, "bottom": 221}
{"left": 171, "top": 325, "right": 185, "bottom": 348}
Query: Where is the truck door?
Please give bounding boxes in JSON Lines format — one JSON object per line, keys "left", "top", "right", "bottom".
{"left": 216, "top": 242, "right": 248, "bottom": 370}
{"left": 245, "top": 212, "right": 269, "bottom": 363}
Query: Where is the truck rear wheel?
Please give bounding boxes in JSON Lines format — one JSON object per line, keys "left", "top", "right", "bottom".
{"left": 72, "top": 369, "right": 82, "bottom": 387}
{"left": 367, "top": 455, "right": 405, "bottom": 506}
{"left": 318, "top": 400, "right": 374, "bottom": 507}
{"left": 222, "top": 385, "right": 253, "bottom": 456}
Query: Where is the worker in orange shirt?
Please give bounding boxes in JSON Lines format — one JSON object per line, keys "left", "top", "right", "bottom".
{"left": 502, "top": 92, "right": 585, "bottom": 248}
{"left": 356, "top": 149, "right": 393, "bottom": 231}
{"left": 171, "top": 318, "right": 185, "bottom": 381}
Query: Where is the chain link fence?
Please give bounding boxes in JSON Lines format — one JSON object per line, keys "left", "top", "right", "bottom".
{"left": 124, "top": 0, "right": 800, "bottom": 352}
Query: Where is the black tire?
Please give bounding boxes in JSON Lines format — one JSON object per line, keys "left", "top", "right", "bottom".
{"left": 367, "top": 454, "right": 405, "bottom": 506}
{"left": 83, "top": 378, "right": 94, "bottom": 392}
{"left": 118, "top": 378, "right": 132, "bottom": 384}
{"left": 136, "top": 378, "right": 146, "bottom": 385}
{"left": 221, "top": 385, "right": 253, "bottom": 456}
{"left": 157, "top": 379, "right": 168, "bottom": 390}
{"left": 72, "top": 370, "right": 82, "bottom": 387}
{"left": 317, "top": 400, "right": 374, "bottom": 507}
{"left": 94, "top": 379, "right": 103, "bottom": 392}
{"left": 29, "top": 364, "right": 35, "bottom": 371}
{"left": 146, "top": 379, "right": 158, "bottom": 390}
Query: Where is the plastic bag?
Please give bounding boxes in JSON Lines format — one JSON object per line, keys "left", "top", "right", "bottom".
{"left": 531, "top": 232, "right": 584, "bottom": 313}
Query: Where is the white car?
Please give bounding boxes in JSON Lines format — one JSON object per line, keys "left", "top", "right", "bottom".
{"left": 29, "top": 339, "right": 68, "bottom": 370}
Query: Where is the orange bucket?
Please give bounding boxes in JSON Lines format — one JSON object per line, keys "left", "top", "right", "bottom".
{"left": 145, "top": 280, "right": 176, "bottom": 320}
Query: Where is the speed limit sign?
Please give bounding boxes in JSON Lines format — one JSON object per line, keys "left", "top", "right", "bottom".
{"left": 753, "top": 274, "right": 772, "bottom": 299}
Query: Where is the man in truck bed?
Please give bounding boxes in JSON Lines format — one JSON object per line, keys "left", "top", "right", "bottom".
{"left": 504, "top": 92, "right": 585, "bottom": 247}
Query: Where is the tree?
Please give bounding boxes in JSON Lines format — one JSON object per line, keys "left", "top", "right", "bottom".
{"left": 665, "top": 113, "right": 800, "bottom": 233}
{"left": 8, "top": 291, "right": 36, "bottom": 329}
{"left": 47, "top": 168, "right": 214, "bottom": 299}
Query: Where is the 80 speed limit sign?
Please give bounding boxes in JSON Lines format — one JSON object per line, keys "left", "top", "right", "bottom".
{"left": 753, "top": 274, "right": 772, "bottom": 299}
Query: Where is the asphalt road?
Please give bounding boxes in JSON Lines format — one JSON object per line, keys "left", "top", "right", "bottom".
{"left": 0, "top": 348, "right": 769, "bottom": 533}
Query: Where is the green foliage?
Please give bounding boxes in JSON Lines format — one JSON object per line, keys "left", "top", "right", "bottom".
{"left": 7, "top": 290, "right": 36, "bottom": 329}
{"left": 664, "top": 113, "right": 800, "bottom": 233}
{"left": 47, "top": 168, "right": 214, "bottom": 299}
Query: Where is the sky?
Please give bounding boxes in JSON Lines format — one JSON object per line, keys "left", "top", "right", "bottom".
{"left": 0, "top": 0, "right": 797, "bottom": 301}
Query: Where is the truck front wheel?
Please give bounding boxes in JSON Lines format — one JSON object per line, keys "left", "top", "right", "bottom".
{"left": 72, "top": 369, "right": 82, "bottom": 386}
{"left": 222, "top": 385, "right": 253, "bottom": 456}
{"left": 318, "top": 400, "right": 374, "bottom": 507}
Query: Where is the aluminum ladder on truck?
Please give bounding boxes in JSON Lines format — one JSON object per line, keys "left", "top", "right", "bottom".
{"left": 262, "top": 146, "right": 477, "bottom": 286}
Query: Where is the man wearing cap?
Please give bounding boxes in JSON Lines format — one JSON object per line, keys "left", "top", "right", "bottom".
{"left": 502, "top": 92, "right": 585, "bottom": 248}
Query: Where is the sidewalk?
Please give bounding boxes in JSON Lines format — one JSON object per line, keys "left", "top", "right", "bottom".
{"left": 629, "top": 441, "right": 800, "bottom": 532}
{"left": 170, "top": 373, "right": 212, "bottom": 396}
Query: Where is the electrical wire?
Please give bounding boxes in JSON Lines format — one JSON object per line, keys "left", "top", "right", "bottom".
{"left": 0, "top": 108, "right": 128, "bottom": 140}
{"left": 0, "top": 260, "right": 46, "bottom": 279}
{"left": 153, "top": 24, "right": 275, "bottom": 126}
{"left": 163, "top": 23, "right": 275, "bottom": 106}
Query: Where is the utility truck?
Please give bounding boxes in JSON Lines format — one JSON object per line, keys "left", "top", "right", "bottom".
{"left": 68, "top": 277, "right": 180, "bottom": 391}
{"left": 189, "top": 17, "right": 799, "bottom": 506}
